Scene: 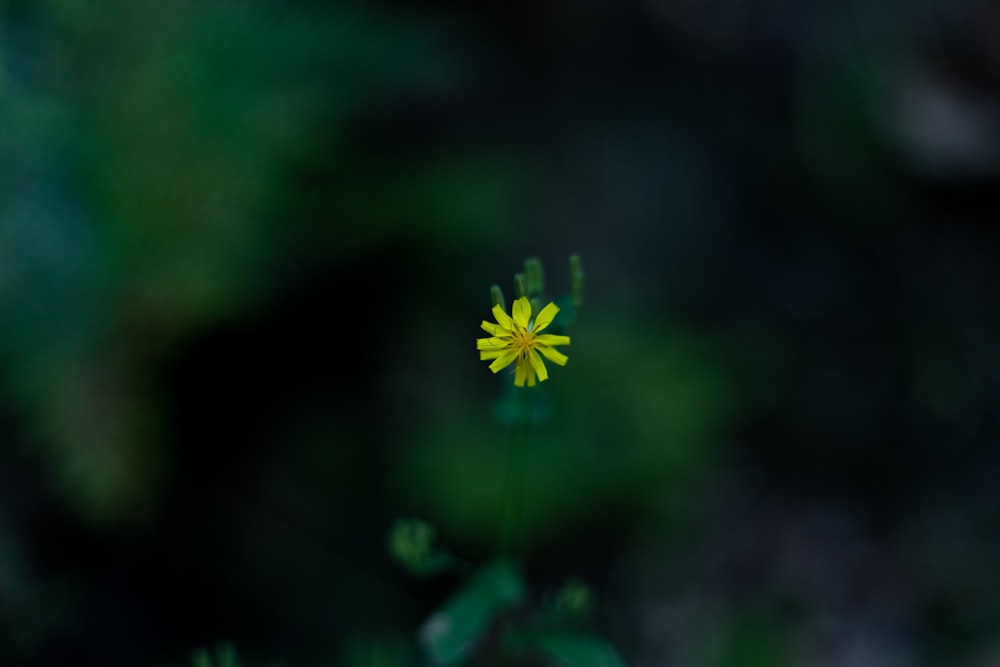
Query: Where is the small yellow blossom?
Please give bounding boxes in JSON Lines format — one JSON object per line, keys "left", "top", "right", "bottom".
{"left": 477, "top": 297, "right": 570, "bottom": 387}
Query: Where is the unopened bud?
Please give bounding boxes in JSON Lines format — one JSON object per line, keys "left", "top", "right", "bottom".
{"left": 490, "top": 284, "right": 506, "bottom": 312}
{"left": 389, "top": 518, "right": 436, "bottom": 572}
{"left": 524, "top": 257, "right": 544, "bottom": 296}
{"left": 513, "top": 273, "right": 527, "bottom": 299}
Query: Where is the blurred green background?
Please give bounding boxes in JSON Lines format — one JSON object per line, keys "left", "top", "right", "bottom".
{"left": 3, "top": 0, "right": 1000, "bottom": 664}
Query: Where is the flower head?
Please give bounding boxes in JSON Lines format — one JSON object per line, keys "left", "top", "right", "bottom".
{"left": 477, "top": 297, "right": 570, "bottom": 387}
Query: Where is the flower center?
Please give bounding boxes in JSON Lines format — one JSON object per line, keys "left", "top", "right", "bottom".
{"left": 513, "top": 327, "right": 536, "bottom": 356}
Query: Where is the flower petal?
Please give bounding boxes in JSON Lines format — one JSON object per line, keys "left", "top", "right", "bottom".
{"left": 480, "top": 349, "right": 508, "bottom": 360}
{"left": 491, "top": 304, "right": 513, "bottom": 330}
{"left": 535, "top": 334, "right": 570, "bottom": 347}
{"left": 481, "top": 320, "right": 511, "bottom": 337}
{"left": 531, "top": 302, "right": 559, "bottom": 333}
{"left": 488, "top": 350, "right": 518, "bottom": 373}
{"left": 514, "top": 360, "right": 528, "bottom": 387}
{"left": 477, "top": 337, "right": 510, "bottom": 350}
{"left": 528, "top": 348, "right": 548, "bottom": 382}
{"left": 511, "top": 297, "right": 531, "bottom": 329}
{"left": 537, "top": 346, "right": 568, "bottom": 366}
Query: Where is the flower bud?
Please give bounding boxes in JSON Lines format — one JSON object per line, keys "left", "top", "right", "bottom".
{"left": 490, "top": 284, "right": 506, "bottom": 312}
{"left": 513, "top": 273, "right": 527, "bottom": 299}
{"left": 524, "top": 256, "right": 544, "bottom": 296}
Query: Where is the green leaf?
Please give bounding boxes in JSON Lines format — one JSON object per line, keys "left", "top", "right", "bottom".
{"left": 389, "top": 518, "right": 450, "bottom": 575}
{"left": 532, "top": 632, "right": 628, "bottom": 667}
{"left": 419, "top": 560, "right": 525, "bottom": 665}
{"left": 190, "top": 643, "right": 240, "bottom": 667}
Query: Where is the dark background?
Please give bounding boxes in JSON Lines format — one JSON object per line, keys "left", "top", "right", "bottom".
{"left": 2, "top": 0, "right": 1000, "bottom": 664}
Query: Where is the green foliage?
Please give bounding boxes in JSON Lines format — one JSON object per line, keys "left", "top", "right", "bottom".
{"left": 413, "top": 559, "right": 627, "bottom": 666}
{"left": 549, "top": 580, "right": 594, "bottom": 620}
{"left": 7, "top": 0, "right": 994, "bottom": 665}
{"left": 388, "top": 518, "right": 452, "bottom": 576}
{"left": 390, "top": 516, "right": 626, "bottom": 666}
{"left": 412, "top": 557, "right": 628, "bottom": 666}
{"left": 529, "top": 632, "right": 628, "bottom": 667}
{"left": 343, "top": 639, "right": 411, "bottom": 667}
{"left": 418, "top": 559, "right": 525, "bottom": 666}
{"left": 402, "top": 321, "right": 730, "bottom": 546}
{"left": 192, "top": 644, "right": 240, "bottom": 667}
{"left": 389, "top": 518, "right": 435, "bottom": 571}
{"left": 0, "top": 0, "right": 519, "bottom": 524}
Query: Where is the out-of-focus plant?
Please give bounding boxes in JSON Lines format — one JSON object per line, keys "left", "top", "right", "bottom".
{"left": 190, "top": 643, "right": 292, "bottom": 667}
{"left": 192, "top": 644, "right": 240, "bottom": 667}
{"left": 390, "top": 523, "right": 628, "bottom": 667}
{"left": 388, "top": 518, "right": 457, "bottom": 577}
{"left": 0, "top": 0, "right": 520, "bottom": 525}
{"left": 389, "top": 257, "right": 627, "bottom": 667}
{"left": 394, "top": 534, "right": 627, "bottom": 667}
{"left": 485, "top": 255, "right": 583, "bottom": 429}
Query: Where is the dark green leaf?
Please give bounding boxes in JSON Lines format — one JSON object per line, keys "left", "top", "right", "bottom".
{"left": 419, "top": 560, "right": 525, "bottom": 665}
{"left": 532, "top": 632, "right": 628, "bottom": 667}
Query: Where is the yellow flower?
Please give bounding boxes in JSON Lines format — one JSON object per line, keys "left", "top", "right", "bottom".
{"left": 477, "top": 297, "right": 570, "bottom": 387}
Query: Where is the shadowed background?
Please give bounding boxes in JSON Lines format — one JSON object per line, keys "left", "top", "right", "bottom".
{"left": 2, "top": 0, "right": 1000, "bottom": 665}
